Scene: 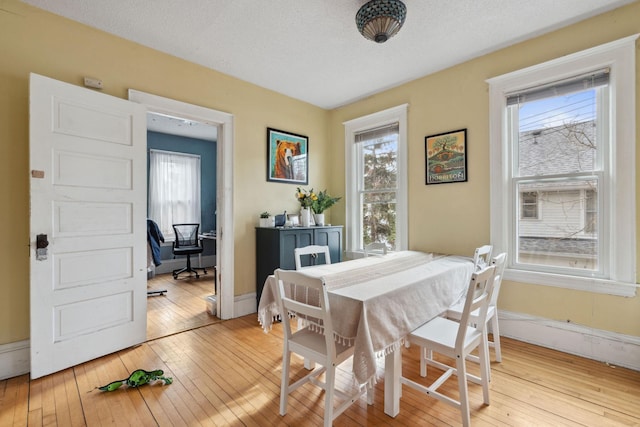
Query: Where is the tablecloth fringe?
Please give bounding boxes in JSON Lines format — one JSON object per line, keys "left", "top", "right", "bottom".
{"left": 375, "top": 337, "right": 405, "bottom": 360}
{"left": 257, "top": 303, "right": 295, "bottom": 332}
{"left": 333, "top": 332, "right": 355, "bottom": 346}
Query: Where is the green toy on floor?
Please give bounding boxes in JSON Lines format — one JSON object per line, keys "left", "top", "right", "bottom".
{"left": 98, "top": 369, "right": 173, "bottom": 391}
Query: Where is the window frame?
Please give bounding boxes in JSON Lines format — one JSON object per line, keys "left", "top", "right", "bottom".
{"left": 487, "top": 35, "right": 637, "bottom": 297}
{"left": 343, "top": 104, "right": 408, "bottom": 258}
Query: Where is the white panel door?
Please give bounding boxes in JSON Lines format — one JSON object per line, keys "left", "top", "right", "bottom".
{"left": 29, "top": 73, "right": 147, "bottom": 379}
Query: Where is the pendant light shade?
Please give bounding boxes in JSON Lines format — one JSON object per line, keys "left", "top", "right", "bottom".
{"left": 356, "top": 0, "right": 407, "bottom": 43}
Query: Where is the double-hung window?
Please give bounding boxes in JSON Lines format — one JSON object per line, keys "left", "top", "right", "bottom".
{"left": 148, "top": 149, "right": 201, "bottom": 240}
{"left": 344, "top": 104, "right": 408, "bottom": 256}
{"left": 488, "top": 35, "right": 637, "bottom": 296}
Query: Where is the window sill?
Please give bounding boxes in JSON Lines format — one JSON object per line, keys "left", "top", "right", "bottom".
{"left": 505, "top": 268, "right": 637, "bottom": 297}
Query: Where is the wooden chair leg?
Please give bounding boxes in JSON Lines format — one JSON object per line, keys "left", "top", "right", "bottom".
{"left": 491, "top": 315, "right": 502, "bottom": 362}
{"left": 280, "top": 347, "right": 291, "bottom": 416}
{"left": 420, "top": 347, "right": 432, "bottom": 377}
{"left": 456, "top": 355, "right": 471, "bottom": 427}
{"left": 324, "top": 364, "right": 336, "bottom": 427}
{"left": 297, "top": 317, "right": 315, "bottom": 370}
{"left": 478, "top": 336, "right": 491, "bottom": 405}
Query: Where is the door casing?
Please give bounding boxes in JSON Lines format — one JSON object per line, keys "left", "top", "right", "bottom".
{"left": 128, "top": 90, "right": 235, "bottom": 319}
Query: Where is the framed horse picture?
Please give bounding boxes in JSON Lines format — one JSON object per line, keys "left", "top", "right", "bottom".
{"left": 267, "top": 127, "right": 309, "bottom": 184}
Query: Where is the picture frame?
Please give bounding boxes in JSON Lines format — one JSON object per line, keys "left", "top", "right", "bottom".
{"left": 286, "top": 213, "right": 299, "bottom": 227}
{"left": 425, "top": 128, "right": 468, "bottom": 185}
{"left": 267, "top": 127, "right": 309, "bottom": 184}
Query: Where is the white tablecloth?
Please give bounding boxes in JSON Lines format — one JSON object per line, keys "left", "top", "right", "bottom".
{"left": 257, "top": 251, "right": 474, "bottom": 385}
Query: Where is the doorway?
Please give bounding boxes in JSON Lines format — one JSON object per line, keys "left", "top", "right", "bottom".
{"left": 145, "top": 112, "right": 219, "bottom": 339}
{"left": 128, "top": 90, "right": 235, "bottom": 323}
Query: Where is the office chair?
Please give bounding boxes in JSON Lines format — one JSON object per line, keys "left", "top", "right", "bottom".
{"left": 172, "top": 223, "right": 207, "bottom": 279}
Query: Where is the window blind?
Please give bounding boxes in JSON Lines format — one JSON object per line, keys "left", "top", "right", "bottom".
{"left": 355, "top": 123, "right": 399, "bottom": 143}
{"left": 506, "top": 68, "right": 609, "bottom": 106}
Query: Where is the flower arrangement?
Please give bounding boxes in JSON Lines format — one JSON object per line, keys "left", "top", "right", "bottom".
{"left": 296, "top": 187, "right": 317, "bottom": 209}
{"left": 311, "top": 189, "right": 342, "bottom": 214}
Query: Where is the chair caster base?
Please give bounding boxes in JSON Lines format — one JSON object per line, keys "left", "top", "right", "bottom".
{"left": 172, "top": 267, "right": 207, "bottom": 280}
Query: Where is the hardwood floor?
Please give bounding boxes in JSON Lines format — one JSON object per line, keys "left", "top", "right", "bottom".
{"left": 3, "top": 314, "right": 639, "bottom": 426}
{"left": 146, "top": 272, "right": 221, "bottom": 340}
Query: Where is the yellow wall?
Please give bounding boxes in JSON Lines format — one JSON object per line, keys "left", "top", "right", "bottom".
{"left": 1, "top": 0, "right": 639, "bottom": 348}
{"left": 0, "top": 0, "right": 330, "bottom": 344}
{"left": 328, "top": 2, "right": 640, "bottom": 337}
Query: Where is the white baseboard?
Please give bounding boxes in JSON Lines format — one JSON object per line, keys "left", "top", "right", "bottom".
{"left": 0, "top": 340, "right": 29, "bottom": 380}
{"left": 499, "top": 310, "right": 640, "bottom": 371}
{"left": 234, "top": 292, "right": 257, "bottom": 318}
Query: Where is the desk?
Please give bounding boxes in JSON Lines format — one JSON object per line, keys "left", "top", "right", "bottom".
{"left": 257, "top": 251, "right": 474, "bottom": 417}
{"left": 198, "top": 232, "right": 216, "bottom": 268}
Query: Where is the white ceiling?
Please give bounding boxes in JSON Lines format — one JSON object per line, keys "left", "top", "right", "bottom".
{"left": 21, "top": 0, "right": 634, "bottom": 137}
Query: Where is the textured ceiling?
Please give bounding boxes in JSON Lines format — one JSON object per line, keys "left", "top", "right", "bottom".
{"left": 22, "top": 0, "right": 635, "bottom": 111}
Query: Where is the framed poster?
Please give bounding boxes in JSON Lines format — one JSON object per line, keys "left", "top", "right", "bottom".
{"left": 425, "top": 128, "right": 467, "bottom": 185}
{"left": 267, "top": 127, "right": 308, "bottom": 184}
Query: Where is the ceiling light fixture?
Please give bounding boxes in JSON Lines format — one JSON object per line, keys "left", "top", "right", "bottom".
{"left": 356, "top": 0, "right": 407, "bottom": 44}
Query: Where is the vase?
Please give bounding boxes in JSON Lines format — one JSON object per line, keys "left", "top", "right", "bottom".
{"left": 300, "top": 208, "right": 311, "bottom": 227}
{"left": 314, "top": 213, "right": 325, "bottom": 226}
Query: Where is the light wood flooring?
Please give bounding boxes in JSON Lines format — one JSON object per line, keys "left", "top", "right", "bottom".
{"left": 2, "top": 313, "right": 639, "bottom": 426}
{"left": 146, "top": 272, "right": 220, "bottom": 340}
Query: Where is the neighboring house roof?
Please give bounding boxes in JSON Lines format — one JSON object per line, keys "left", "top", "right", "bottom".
{"left": 518, "top": 121, "right": 596, "bottom": 177}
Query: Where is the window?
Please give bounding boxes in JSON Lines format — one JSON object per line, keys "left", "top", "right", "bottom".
{"left": 358, "top": 124, "right": 398, "bottom": 249}
{"left": 344, "top": 105, "right": 408, "bottom": 256}
{"left": 520, "top": 192, "right": 538, "bottom": 219}
{"left": 488, "top": 35, "right": 637, "bottom": 296}
{"left": 513, "top": 76, "right": 602, "bottom": 272}
{"left": 148, "top": 149, "right": 201, "bottom": 239}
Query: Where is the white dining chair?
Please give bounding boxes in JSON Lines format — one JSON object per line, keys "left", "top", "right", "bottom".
{"left": 275, "top": 269, "right": 371, "bottom": 426}
{"left": 294, "top": 245, "right": 331, "bottom": 270}
{"left": 364, "top": 242, "right": 387, "bottom": 257}
{"left": 401, "top": 265, "right": 496, "bottom": 427}
{"left": 473, "top": 245, "right": 493, "bottom": 270}
{"left": 446, "top": 253, "right": 507, "bottom": 363}
{"left": 294, "top": 245, "right": 331, "bottom": 369}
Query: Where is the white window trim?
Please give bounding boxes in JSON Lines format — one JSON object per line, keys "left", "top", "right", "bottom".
{"left": 343, "top": 104, "right": 408, "bottom": 258}
{"left": 487, "top": 35, "right": 638, "bottom": 297}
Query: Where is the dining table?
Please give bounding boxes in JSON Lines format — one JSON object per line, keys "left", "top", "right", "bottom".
{"left": 257, "top": 250, "right": 474, "bottom": 417}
